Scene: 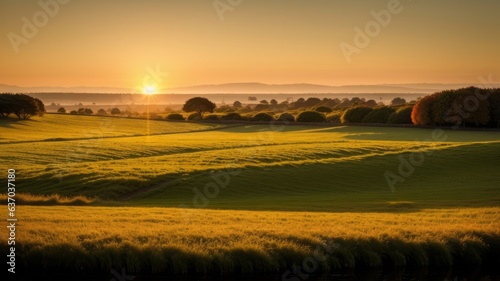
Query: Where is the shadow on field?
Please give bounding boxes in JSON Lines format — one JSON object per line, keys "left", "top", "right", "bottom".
{"left": 0, "top": 117, "right": 35, "bottom": 128}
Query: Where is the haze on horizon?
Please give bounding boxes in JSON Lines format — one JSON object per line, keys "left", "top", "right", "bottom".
{"left": 1, "top": 0, "right": 499, "bottom": 92}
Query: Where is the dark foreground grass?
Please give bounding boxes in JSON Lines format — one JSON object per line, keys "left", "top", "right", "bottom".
{"left": 5, "top": 206, "right": 499, "bottom": 275}
{"left": 7, "top": 234, "right": 499, "bottom": 275}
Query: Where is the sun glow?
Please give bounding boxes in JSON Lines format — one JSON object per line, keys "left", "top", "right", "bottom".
{"left": 143, "top": 85, "right": 156, "bottom": 95}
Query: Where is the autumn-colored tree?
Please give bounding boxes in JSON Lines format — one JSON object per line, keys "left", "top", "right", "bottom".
{"left": 411, "top": 95, "right": 436, "bottom": 125}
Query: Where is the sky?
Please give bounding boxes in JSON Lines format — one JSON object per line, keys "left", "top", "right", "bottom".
{"left": 1, "top": 0, "right": 499, "bottom": 90}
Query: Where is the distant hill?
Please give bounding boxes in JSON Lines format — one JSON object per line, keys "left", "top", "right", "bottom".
{"left": 3, "top": 82, "right": 500, "bottom": 95}
{"left": 164, "top": 82, "right": 497, "bottom": 94}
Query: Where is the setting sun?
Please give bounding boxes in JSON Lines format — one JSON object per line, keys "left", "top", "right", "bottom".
{"left": 143, "top": 85, "right": 156, "bottom": 95}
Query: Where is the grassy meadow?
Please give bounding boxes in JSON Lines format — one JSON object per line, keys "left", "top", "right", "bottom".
{"left": 1, "top": 114, "right": 500, "bottom": 275}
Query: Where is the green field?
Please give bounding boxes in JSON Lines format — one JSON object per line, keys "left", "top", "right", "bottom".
{"left": 1, "top": 114, "right": 500, "bottom": 274}
{"left": 3, "top": 114, "right": 500, "bottom": 210}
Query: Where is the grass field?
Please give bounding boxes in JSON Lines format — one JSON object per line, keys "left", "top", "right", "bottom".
{"left": 9, "top": 206, "right": 500, "bottom": 275}
{"left": 1, "top": 114, "right": 499, "bottom": 275}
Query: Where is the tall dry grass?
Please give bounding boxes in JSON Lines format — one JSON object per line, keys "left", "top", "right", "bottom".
{"left": 3, "top": 206, "right": 499, "bottom": 274}
{"left": 0, "top": 193, "right": 96, "bottom": 205}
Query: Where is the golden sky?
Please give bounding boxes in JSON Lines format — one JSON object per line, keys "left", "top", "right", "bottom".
{"left": 1, "top": 0, "right": 499, "bottom": 89}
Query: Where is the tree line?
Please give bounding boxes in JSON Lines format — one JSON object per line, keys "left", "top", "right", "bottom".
{"left": 411, "top": 87, "right": 500, "bottom": 128}
{"left": 0, "top": 93, "right": 45, "bottom": 119}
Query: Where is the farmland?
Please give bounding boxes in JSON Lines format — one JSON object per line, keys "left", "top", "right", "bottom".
{"left": 1, "top": 114, "right": 500, "bottom": 275}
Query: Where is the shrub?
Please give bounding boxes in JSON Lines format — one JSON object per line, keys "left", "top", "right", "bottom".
{"left": 278, "top": 113, "right": 295, "bottom": 122}
{"left": 84, "top": 108, "right": 93, "bottom": 115}
{"left": 341, "top": 107, "right": 373, "bottom": 124}
{"left": 315, "top": 106, "right": 333, "bottom": 113}
{"left": 252, "top": 112, "right": 274, "bottom": 121}
{"left": 203, "top": 114, "right": 219, "bottom": 120}
{"left": 187, "top": 112, "right": 201, "bottom": 120}
{"left": 390, "top": 97, "right": 407, "bottom": 106}
{"left": 220, "top": 112, "right": 242, "bottom": 121}
{"left": 388, "top": 106, "right": 413, "bottom": 124}
{"left": 111, "top": 108, "right": 121, "bottom": 115}
{"left": 254, "top": 104, "right": 269, "bottom": 112}
{"left": 295, "top": 111, "right": 326, "bottom": 122}
{"left": 165, "top": 113, "right": 185, "bottom": 121}
{"left": 326, "top": 111, "right": 342, "bottom": 124}
{"left": 362, "top": 106, "right": 395, "bottom": 123}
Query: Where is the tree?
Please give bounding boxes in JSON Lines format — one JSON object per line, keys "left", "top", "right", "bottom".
{"left": 430, "top": 90, "right": 455, "bottom": 125}
{"left": 270, "top": 99, "right": 278, "bottom": 106}
{"left": 97, "top": 109, "right": 107, "bottom": 115}
{"left": 254, "top": 104, "right": 269, "bottom": 111}
{"left": 488, "top": 89, "right": 500, "bottom": 128}
{"left": 315, "top": 106, "right": 333, "bottom": 113}
{"left": 364, "top": 99, "right": 378, "bottom": 107}
{"left": 350, "top": 97, "right": 365, "bottom": 106}
{"left": 248, "top": 96, "right": 257, "bottom": 101}
{"left": 278, "top": 113, "right": 295, "bottom": 122}
{"left": 69, "top": 110, "right": 78, "bottom": 115}
{"left": 84, "top": 108, "right": 93, "bottom": 115}
{"left": 341, "top": 107, "right": 373, "bottom": 124}
{"left": 111, "top": 108, "right": 121, "bottom": 115}
{"left": 166, "top": 113, "right": 185, "bottom": 120}
{"left": 182, "top": 97, "right": 216, "bottom": 119}
{"left": 390, "top": 97, "right": 407, "bottom": 106}
{"left": 220, "top": 112, "right": 242, "bottom": 120}
{"left": 457, "top": 87, "right": 489, "bottom": 126}
{"left": 411, "top": 95, "right": 435, "bottom": 125}
{"left": 0, "top": 93, "right": 44, "bottom": 119}
{"left": 233, "top": 101, "right": 242, "bottom": 108}
{"left": 260, "top": 99, "right": 269, "bottom": 105}
{"left": 326, "top": 112, "right": 342, "bottom": 124}
{"left": 388, "top": 106, "right": 413, "bottom": 124}
{"left": 296, "top": 111, "right": 326, "bottom": 122}
{"left": 57, "top": 107, "right": 66, "bottom": 113}
{"left": 303, "top": 97, "right": 322, "bottom": 108}
{"left": 34, "top": 98, "right": 45, "bottom": 116}
{"left": 362, "top": 106, "right": 395, "bottom": 123}
{"left": 12, "top": 94, "right": 40, "bottom": 119}
{"left": 252, "top": 112, "right": 274, "bottom": 121}
{"left": 0, "top": 94, "right": 14, "bottom": 117}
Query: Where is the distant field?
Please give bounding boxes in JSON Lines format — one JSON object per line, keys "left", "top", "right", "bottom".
{"left": 0, "top": 113, "right": 223, "bottom": 143}
{"left": 1, "top": 114, "right": 499, "bottom": 274}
